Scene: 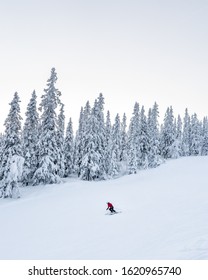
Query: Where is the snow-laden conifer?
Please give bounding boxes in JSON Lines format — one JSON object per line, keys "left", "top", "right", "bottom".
{"left": 137, "top": 106, "right": 150, "bottom": 169}
{"left": 127, "top": 103, "right": 140, "bottom": 174}
{"left": 189, "top": 113, "right": 202, "bottom": 156}
{"left": 57, "top": 104, "right": 65, "bottom": 177}
{"left": 96, "top": 93, "right": 106, "bottom": 177}
{"left": 120, "top": 113, "right": 128, "bottom": 163}
{"left": 148, "top": 103, "right": 163, "bottom": 167}
{"left": 32, "top": 68, "right": 61, "bottom": 185}
{"left": 160, "top": 106, "right": 177, "bottom": 159}
{"left": 127, "top": 102, "right": 140, "bottom": 169}
{"left": 182, "top": 108, "right": 191, "bottom": 156}
{"left": 0, "top": 92, "right": 24, "bottom": 198}
{"left": 103, "top": 111, "right": 118, "bottom": 177}
{"left": 74, "top": 102, "right": 91, "bottom": 176}
{"left": 64, "top": 118, "right": 74, "bottom": 177}
{"left": 175, "top": 115, "right": 183, "bottom": 157}
{"left": 22, "top": 90, "right": 39, "bottom": 186}
{"left": 201, "top": 117, "right": 208, "bottom": 156}
{"left": 109, "top": 113, "right": 122, "bottom": 176}
{"left": 79, "top": 100, "right": 101, "bottom": 180}
{"left": 79, "top": 96, "right": 106, "bottom": 180}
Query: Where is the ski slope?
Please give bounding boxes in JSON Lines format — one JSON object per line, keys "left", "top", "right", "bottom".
{"left": 0, "top": 156, "right": 208, "bottom": 260}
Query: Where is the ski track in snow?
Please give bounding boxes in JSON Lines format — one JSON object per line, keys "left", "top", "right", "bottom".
{"left": 0, "top": 156, "right": 208, "bottom": 260}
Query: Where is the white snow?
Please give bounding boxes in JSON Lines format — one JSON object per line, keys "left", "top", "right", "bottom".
{"left": 0, "top": 156, "right": 208, "bottom": 260}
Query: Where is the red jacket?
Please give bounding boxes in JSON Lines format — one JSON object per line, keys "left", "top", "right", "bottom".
{"left": 107, "top": 202, "right": 113, "bottom": 208}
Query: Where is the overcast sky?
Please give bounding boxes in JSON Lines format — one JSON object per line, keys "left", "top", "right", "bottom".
{"left": 0, "top": 0, "right": 208, "bottom": 132}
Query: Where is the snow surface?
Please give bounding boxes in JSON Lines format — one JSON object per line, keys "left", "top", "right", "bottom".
{"left": 0, "top": 156, "right": 208, "bottom": 260}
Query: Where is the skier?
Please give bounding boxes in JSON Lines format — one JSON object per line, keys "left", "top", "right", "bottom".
{"left": 106, "top": 202, "right": 116, "bottom": 213}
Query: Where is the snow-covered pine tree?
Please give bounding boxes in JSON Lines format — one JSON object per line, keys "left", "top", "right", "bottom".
{"left": 79, "top": 99, "right": 101, "bottom": 180}
{"left": 147, "top": 102, "right": 162, "bottom": 168}
{"left": 175, "top": 115, "right": 183, "bottom": 157}
{"left": 160, "top": 106, "right": 177, "bottom": 159}
{"left": 112, "top": 114, "right": 122, "bottom": 162}
{"left": 137, "top": 106, "right": 150, "bottom": 169}
{"left": 32, "top": 68, "right": 61, "bottom": 185}
{"left": 74, "top": 102, "right": 91, "bottom": 176}
{"left": 57, "top": 104, "right": 65, "bottom": 178}
{"left": 103, "top": 111, "right": 118, "bottom": 177}
{"left": 73, "top": 106, "right": 84, "bottom": 176}
{"left": 127, "top": 136, "right": 137, "bottom": 175}
{"left": 64, "top": 117, "right": 74, "bottom": 177}
{"left": 182, "top": 108, "right": 191, "bottom": 156}
{"left": 104, "top": 111, "right": 112, "bottom": 175}
{"left": 22, "top": 90, "right": 39, "bottom": 186}
{"left": 127, "top": 102, "right": 140, "bottom": 170}
{"left": 120, "top": 113, "right": 128, "bottom": 163}
{"left": 189, "top": 113, "right": 202, "bottom": 156}
{"left": 79, "top": 95, "right": 106, "bottom": 180}
{"left": 0, "top": 92, "right": 24, "bottom": 198}
{"left": 201, "top": 117, "right": 208, "bottom": 156}
{"left": 0, "top": 133, "right": 5, "bottom": 167}
{"left": 96, "top": 93, "right": 107, "bottom": 177}
{"left": 109, "top": 113, "right": 122, "bottom": 176}
{"left": 127, "top": 103, "right": 140, "bottom": 174}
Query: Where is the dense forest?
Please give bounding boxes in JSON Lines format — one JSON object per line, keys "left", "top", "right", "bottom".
{"left": 0, "top": 68, "right": 207, "bottom": 198}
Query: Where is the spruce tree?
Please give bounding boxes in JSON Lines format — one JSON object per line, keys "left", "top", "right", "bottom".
{"left": 22, "top": 90, "right": 39, "bottom": 186}
{"left": 79, "top": 96, "right": 106, "bottom": 180}
{"left": 175, "top": 115, "right": 183, "bottom": 157}
{"left": 0, "top": 92, "right": 24, "bottom": 198}
{"left": 79, "top": 99, "right": 101, "bottom": 180}
{"left": 127, "top": 103, "right": 140, "bottom": 174}
{"left": 57, "top": 104, "right": 65, "bottom": 177}
{"left": 160, "top": 106, "right": 176, "bottom": 159}
{"left": 127, "top": 102, "right": 140, "bottom": 169}
{"left": 138, "top": 106, "right": 150, "bottom": 169}
{"left": 32, "top": 68, "right": 61, "bottom": 185}
{"left": 74, "top": 102, "right": 91, "bottom": 176}
{"left": 64, "top": 118, "right": 74, "bottom": 177}
{"left": 201, "top": 117, "right": 208, "bottom": 155}
{"left": 189, "top": 113, "right": 201, "bottom": 156}
{"left": 182, "top": 108, "right": 191, "bottom": 156}
{"left": 120, "top": 113, "right": 128, "bottom": 163}
{"left": 148, "top": 102, "right": 162, "bottom": 167}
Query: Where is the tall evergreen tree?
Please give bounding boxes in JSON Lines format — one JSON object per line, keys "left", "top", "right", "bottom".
{"left": 182, "top": 108, "right": 191, "bottom": 156}
{"left": 189, "top": 113, "right": 201, "bottom": 156}
{"left": 79, "top": 96, "right": 106, "bottom": 181}
{"left": 120, "top": 113, "right": 128, "bottom": 163}
{"left": 160, "top": 106, "right": 177, "bottom": 159}
{"left": 96, "top": 93, "right": 106, "bottom": 177}
{"left": 127, "top": 102, "right": 140, "bottom": 170}
{"left": 74, "top": 102, "right": 91, "bottom": 176}
{"left": 22, "top": 90, "right": 39, "bottom": 186}
{"left": 127, "top": 103, "right": 140, "bottom": 174}
{"left": 127, "top": 136, "right": 137, "bottom": 175}
{"left": 57, "top": 104, "right": 65, "bottom": 177}
{"left": 112, "top": 114, "right": 121, "bottom": 162}
{"left": 175, "top": 115, "right": 183, "bottom": 157}
{"left": 201, "top": 117, "right": 208, "bottom": 155}
{"left": 0, "top": 92, "right": 24, "bottom": 198}
{"left": 64, "top": 118, "right": 74, "bottom": 177}
{"left": 148, "top": 102, "right": 162, "bottom": 167}
{"left": 79, "top": 99, "right": 101, "bottom": 180}
{"left": 138, "top": 106, "right": 150, "bottom": 169}
{"left": 104, "top": 111, "right": 118, "bottom": 177}
{"left": 32, "top": 68, "right": 61, "bottom": 185}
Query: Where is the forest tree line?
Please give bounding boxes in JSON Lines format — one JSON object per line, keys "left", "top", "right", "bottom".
{"left": 0, "top": 68, "right": 208, "bottom": 198}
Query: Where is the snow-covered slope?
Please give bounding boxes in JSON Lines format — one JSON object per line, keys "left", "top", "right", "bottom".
{"left": 0, "top": 156, "right": 208, "bottom": 260}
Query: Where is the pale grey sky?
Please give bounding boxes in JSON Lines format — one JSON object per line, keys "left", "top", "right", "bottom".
{"left": 0, "top": 0, "right": 208, "bottom": 131}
